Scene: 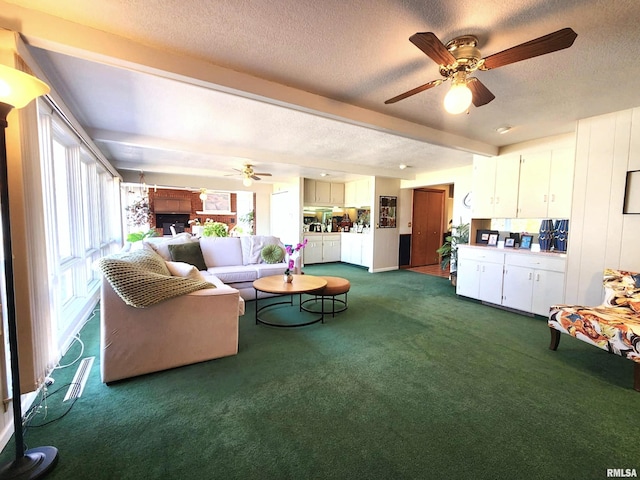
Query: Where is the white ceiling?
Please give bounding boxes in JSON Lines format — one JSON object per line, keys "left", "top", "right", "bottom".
{"left": 3, "top": 0, "right": 640, "bottom": 186}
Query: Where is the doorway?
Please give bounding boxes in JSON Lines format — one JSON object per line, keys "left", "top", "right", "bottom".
{"left": 410, "top": 188, "right": 445, "bottom": 267}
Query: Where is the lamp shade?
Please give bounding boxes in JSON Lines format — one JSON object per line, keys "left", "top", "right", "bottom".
{"left": 444, "top": 82, "right": 472, "bottom": 115}
{"left": 243, "top": 177, "right": 253, "bottom": 187}
{"left": 0, "top": 64, "right": 50, "bottom": 109}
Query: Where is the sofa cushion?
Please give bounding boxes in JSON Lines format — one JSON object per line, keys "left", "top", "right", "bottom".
{"left": 168, "top": 242, "right": 207, "bottom": 271}
{"left": 200, "top": 237, "right": 243, "bottom": 267}
{"left": 247, "top": 236, "right": 285, "bottom": 264}
{"left": 145, "top": 233, "right": 195, "bottom": 261}
{"left": 165, "top": 261, "right": 207, "bottom": 281}
{"left": 254, "top": 263, "right": 288, "bottom": 278}
{"left": 261, "top": 244, "right": 285, "bottom": 264}
{"left": 206, "top": 265, "right": 258, "bottom": 284}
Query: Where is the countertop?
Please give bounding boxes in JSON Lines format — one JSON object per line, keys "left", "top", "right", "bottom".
{"left": 459, "top": 243, "right": 567, "bottom": 258}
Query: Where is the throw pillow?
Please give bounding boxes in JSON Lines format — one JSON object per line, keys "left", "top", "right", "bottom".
{"left": 167, "top": 242, "right": 207, "bottom": 271}
{"left": 261, "top": 244, "right": 285, "bottom": 264}
{"left": 146, "top": 232, "right": 195, "bottom": 261}
{"left": 165, "top": 261, "right": 205, "bottom": 281}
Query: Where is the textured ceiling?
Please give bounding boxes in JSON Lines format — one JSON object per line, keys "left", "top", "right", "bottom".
{"left": 3, "top": 0, "right": 640, "bottom": 185}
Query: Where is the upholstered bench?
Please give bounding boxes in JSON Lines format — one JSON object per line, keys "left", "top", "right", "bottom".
{"left": 548, "top": 269, "right": 640, "bottom": 391}
{"left": 301, "top": 276, "right": 350, "bottom": 317}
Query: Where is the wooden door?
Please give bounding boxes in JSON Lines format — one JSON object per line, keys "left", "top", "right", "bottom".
{"left": 410, "top": 189, "right": 445, "bottom": 267}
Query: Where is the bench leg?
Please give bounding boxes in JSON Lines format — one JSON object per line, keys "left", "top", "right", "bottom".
{"left": 635, "top": 363, "right": 640, "bottom": 392}
{"left": 549, "top": 327, "right": 561, "bottom": 351}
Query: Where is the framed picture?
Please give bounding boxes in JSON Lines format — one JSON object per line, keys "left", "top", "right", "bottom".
{"left": 488, "top": 233, "right": 499, "bottom": 246}
{"left": 201, "top": 192, "right": 232, "bottom": 213}
{"left": 520, "top": 234, "right": 533, "bottom": 249}
{"left": 379, "top": 195, "right": 397, "bottom": 228}
{"left": 476, "top": 229, "right": 498, "bottom": 245}
{"left": 505, "top": 238, "right": 515, "bottom": 248}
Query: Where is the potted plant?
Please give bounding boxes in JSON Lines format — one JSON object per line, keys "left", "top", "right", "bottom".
{"left": 202, "top": 219, "right": 229, "bottom": 237}
{"left": 126, "top": 229, "right": 158, "bottom": 243}
{"left": 436, "top": 221, "right": 469, "bottom": 286}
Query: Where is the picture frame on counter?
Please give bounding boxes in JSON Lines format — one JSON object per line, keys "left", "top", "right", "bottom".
{"left": 476, "top": 229, "right": 499, "bottom": 245}
{"left": 520, "top": 234, "right": 533, "bottom": 249}
{"left": 505, "top": 238, "right": 515, "bottom": 248}
{"left": 488, "top": 233, "right": 499, "bottom": 246}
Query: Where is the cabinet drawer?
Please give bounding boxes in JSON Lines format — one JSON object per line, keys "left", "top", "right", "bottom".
{"left": 458, "top": 247, "right": 504, "bottom": 264}
{"left": 505, "top": 253, "right": 565, "bottom": 272}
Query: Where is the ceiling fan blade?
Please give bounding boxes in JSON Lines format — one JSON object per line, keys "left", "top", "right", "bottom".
{"left": 251, "top": 175, "right": 262, "bottom": 181}
{"left": 253, "top": 172, "right": 272, "bottom": 177}
{"left": 467, "top": 78, "right": 495, "bottom": 107}
{"left": 482, "top": 27, "right": 577, "bottom": 70}
{"left": 410, "top": 32, "right": 456, "bottom": 66}
{"left": 384, "top": 79, "right": 443, "bottom": 104}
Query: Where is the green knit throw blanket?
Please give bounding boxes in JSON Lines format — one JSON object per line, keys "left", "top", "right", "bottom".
{"left": 97, "top": 249, "right": 214, "bottom": 308}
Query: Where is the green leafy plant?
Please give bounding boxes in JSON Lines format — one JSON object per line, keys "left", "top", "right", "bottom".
{"left": 126, "top": 229, "right": 158, "bottom": 243}
{"left": 202, "top": 220, "right": 229, "bottom": 237}
{"left": 436, "top": 221, "right": 469, "bottom": 271}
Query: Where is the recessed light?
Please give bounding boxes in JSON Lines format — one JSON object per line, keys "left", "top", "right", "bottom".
{"left": 320, "top": 173, "right": 328, "bottom": 177}
{"left": 496, "top": 126, "right": 512, "bottom": 134}
{"left": 399, "top": 164, "right": 408, "bottom": 170}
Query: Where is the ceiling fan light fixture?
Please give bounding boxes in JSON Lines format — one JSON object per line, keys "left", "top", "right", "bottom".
{"left": 444, "top": 81, "right": 472, "bottom": 115}
{"left": 199, "top": 188, "right": 208, "bottom": 201}
{"left": 243, "top": 176, "right": 253, "bottom": 187}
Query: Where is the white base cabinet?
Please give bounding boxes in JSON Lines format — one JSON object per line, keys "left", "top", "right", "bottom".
{"left": 340, "top": 233, "right": 371, "bottom": 267}
{"left": 457, "top": 245, "right": 566, "bottom": 316}
{"left": 456, "top": 248, "right": 505, "bottom": 305}
{"left": 502, "top": 254, "right": 566, "bottom": 316}
{"left": 303, "top": 234, "right": 341, "bottom": 264}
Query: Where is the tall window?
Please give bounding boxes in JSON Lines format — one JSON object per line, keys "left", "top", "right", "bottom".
{"left": 40, "top": 102, "right": 121, "bottom": 349}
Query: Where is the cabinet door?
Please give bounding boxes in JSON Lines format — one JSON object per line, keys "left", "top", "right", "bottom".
{"left": 547, "top": 148, "right": 574, "bottom": 218}
{"left": 361, "top": 236, "right": 372, "bottom": 268}
{"left": 315, "top": 182, "right": 331, "bottom": 204}
{"left": 493, "top": 154, "right": 520, "bottom": 218}
{"left": 532, "top": 270, "right": 565, "bottom": 316}
{"left": 456, "top": 257, "right": 480, "bottom": 298}
{"left": 323, "top": 236, "right": 341, "bottom": 262}
{"left": 330, "top": 183, "right": 344, "bottom": 206}
{"left": 478, "top": 261, "right": 504, "bottom": 305}
{"left": 517, "top": 151, "right": 551, "bottom": 218}
{"left": 356, "top": 179, "right": 371, "bottom": 206}
{"left": 344, "top": 181, "right": 356, "bottom": 207}
{"left": 502, "top": 265, "right": 534, "bottom": 312}
{"left": 471, "top": 157, "right": 496, "bottom": 218}
{"left": 303, "top": 236, "right": 323, "bottom": 264}
{"left": 304, "top": 179, "right": 316, "bottom": 204}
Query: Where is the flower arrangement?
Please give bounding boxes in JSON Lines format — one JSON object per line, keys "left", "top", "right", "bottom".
{"left": 284, "top": 239, "right": 308, "bottom": 275}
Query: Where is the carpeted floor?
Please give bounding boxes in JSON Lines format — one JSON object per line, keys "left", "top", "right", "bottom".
{"left": 1, "top": 263, "right": 637, "bottom": 480}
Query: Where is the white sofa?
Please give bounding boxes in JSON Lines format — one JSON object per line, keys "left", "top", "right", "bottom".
{"left": 98, "top": 245, "right": 248, "bottom": 383}
{"left": 144, "top": 234, "right": 292, "bottom": 300}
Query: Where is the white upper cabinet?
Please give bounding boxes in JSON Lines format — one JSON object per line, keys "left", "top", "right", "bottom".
{"left": 472, "top": 154, "right": 520, "bottom": 218}
{"left": 304, "top": 179, "right": 345, "bottom": 206}
{"left": 517, "top": 148, "right": 574, "bottom": 218}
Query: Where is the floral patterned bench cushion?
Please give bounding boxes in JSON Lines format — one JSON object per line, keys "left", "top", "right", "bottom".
{"left": 548, "top": 269, "right": 640, "bottom": 363}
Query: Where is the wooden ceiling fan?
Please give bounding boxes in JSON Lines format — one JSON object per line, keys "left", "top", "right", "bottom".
{"left": 385, "top": 27, "right": 577, "bottom": 114}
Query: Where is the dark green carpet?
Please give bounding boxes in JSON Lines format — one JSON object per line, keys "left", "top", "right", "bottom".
{"left": 2, "top": 264, "right": 637, "bottom": 479}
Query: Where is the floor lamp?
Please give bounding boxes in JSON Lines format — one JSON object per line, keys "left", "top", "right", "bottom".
{"left": 0, "top": 64, "right": 58, "bottom": 479}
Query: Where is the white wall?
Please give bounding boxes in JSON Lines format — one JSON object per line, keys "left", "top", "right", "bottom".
{"left": 565, "top": 107, "right": 640, "bottom": 305}
{"left": 371, "top": 177, "right": 401, "bottom": 272}
{"left": 269, "top": 178, "right": 303, "bottom": 245}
